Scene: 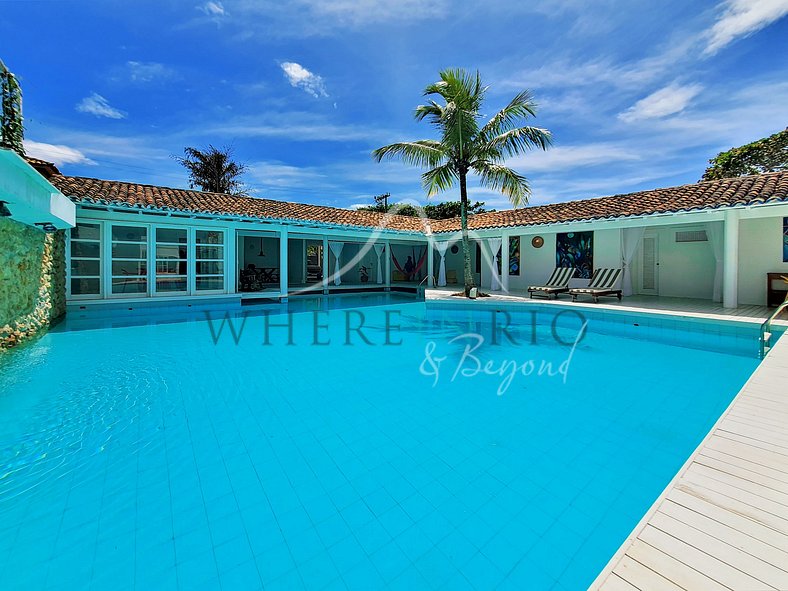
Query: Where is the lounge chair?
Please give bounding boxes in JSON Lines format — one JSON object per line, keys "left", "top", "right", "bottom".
{"left": 569, "top": 268, "right": 623, "bottom": 303}
{"left": 528, "top": 267, "right": 575, "bottom": 299}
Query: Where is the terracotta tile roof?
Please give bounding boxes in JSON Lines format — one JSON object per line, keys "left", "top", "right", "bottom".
{"left": 49, "top": 175, "right": 429, "bottom": 233}
{"left": 25, "top": 157, "right": 61, "bottom": 178}
{"left": 50, "top": 171, "right": 788, "bottom": 235}
{"left": 430, "top": 171, "right": 788, "bottom": 233}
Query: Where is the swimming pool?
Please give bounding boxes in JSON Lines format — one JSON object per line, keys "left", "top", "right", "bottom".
{"left": 0, "top": 295, "right": 765, "bottom": 590}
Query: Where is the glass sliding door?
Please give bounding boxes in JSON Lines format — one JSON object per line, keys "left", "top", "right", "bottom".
{"left": 195, "top": 229, "right": 225, "bottom": 292}
{"left": 111, "top": 224, "right": 148, "bottom": 295}
{"left": 155, "top": 227, "right": 188, "bottom": 294}
{"left": 69, "top": 222, "right": 102, "bottom": 298}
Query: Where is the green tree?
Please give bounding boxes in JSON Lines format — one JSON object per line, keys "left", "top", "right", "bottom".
{"left": 373, "top": 69, "right": 551, "bottom": 295}
{"left": 0, "top": 59, "right": 25, "bottom": 156}
{"left": 702, "top": 128, "right": 787, "bottom": 181}
{"left": 424, "top": 200, "right": 488, "bottom": 219}
{"left": 175, "top": 145, "right": 248, "bottom": 195}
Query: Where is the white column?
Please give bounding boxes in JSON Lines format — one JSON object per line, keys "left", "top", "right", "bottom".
{"left": 426, "top": 240, "right": 435, "bottom": 286}
{"left": 501, "top": 232, "right": 510, "bottom": 293}
{"left": 384, "top": 241, "right": 391, "bottom": 290}
{"left": 322, "top": 236, "right": 329, "bottom": 293}
{"left": 279, "top": 227, "right": 288, "bottom": 299}
{"left": 226, "top": 230, "right": 238, "bottom": 293}
{"left": 723, "top": 210, "right": 739, "bottom": 309}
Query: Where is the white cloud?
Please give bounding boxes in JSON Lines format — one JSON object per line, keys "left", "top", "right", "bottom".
{"left": 198, "top": 1, "right": 226, "bottom": 16}
{"left": 75, "top": 93, "right": 126, "bottom": 119}
{"left": 127, "top": 61, "right": 174, "bottom": 83}
{"left": 280, "top": 62, "right": 328, "bottom": 98}
{"left": 618, "top": 83, "right": 703, "bottom": 123}
{"left": 704, "top": 0, "right": 788, "bottom": 55}
{"left": 508, "top": 143, "right": 642, "bottom": 172}
{"left": 23, "top": 140, "right": 96, "bottom": 166}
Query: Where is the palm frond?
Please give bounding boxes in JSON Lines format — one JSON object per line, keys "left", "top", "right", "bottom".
{"left": 421, "top": 163, "right": 458, "bottom": 197}
{"left": 474, "top": 162, "right": 531, "bottom": 207}
{"left": 480, "top": 90, "right": 539, "bottom": 139}
{"left": 371, "top": 140, "right": 446, "bottom": 168}
{"left": 485, "top": 126, "right": 552, "bottom": 157}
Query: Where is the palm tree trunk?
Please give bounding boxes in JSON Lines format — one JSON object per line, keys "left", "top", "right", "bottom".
{"left": 459, "top": 172, "right": 474, "bottom": 296}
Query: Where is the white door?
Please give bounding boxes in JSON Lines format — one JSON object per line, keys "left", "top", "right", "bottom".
{"left": 640, "top": 234, "right": 659, "bottom": 295}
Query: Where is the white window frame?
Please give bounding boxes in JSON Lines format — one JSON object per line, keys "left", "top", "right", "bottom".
{"left": 194, "top": 227, "right": 227, "bottom": 294}
{"left": 153, "top": 225, "right": 190, "bottom": 297}
{"left": 67, "top": 221, "right": 103, "bottom": 300}
{"left": 108, "top": 222, "right": 150, "bottom": 299}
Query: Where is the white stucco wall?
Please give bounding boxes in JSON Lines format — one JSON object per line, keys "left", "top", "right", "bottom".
{"left": 738, "top": 216, "right": 788, "bottom": 305}
{"left": 503, "top": 229, "right": 622, "bottom": 290}
{"left": 630, "top": 225, "right": 717, "bottom": 300}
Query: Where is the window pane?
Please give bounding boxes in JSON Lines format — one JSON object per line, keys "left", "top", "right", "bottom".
{"left": 71, "top": 223, "right": 100, "bottom": 240}
{"left": 71, "top": 278, "right": 100, "bottom": 295}
{"left": 71, "top": 241, "right": 100, "bottom": 258}
{"left": 111, "top": 225, "right": 147, "bottom": 243}
{"left": 196, "top": 261, "right": 224, "bottom": 275}
{"left": 112, "top": 242, "right": 148, "bottom": 259}
{"left": 156, "top": 277, "right": 187, "bottom": 292}
{"left": 156, "top": 260, "right": 187, "bottom": 275}
{"left": 196, "top": 277, "right": 224, "bottom": 291}
{"left": 71, "top": 259, "right": 100, "bottom": 276}
{"left": 112, "top": 261, "right": 147, "bottom": 276}
{"left": 196, "top": 230, "right": 223, "bottom": 245}
{"left": 156, "top": 244, "right": 187, "bottom": 259}
{"left": 156, "top": 228, "right": 187, "bottom": 244}
{"left": 196, "top": 245, "right": 223, "bottom": 260}
{"left": 112, "top": 278, "right": 147, "bottom": 294}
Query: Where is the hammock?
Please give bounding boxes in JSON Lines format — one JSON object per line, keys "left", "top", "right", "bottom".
{"left": 392, "top": 247, "right": 428, "bottom": 278}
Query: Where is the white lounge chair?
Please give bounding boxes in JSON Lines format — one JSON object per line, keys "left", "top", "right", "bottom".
{"left": 569, "top": 268, "right": 623, "bottom": 303}
{"left": 528, "top": 267, "right": 575, "bottom": 299}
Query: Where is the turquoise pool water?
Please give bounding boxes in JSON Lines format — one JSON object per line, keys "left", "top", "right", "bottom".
{"left": 0, "top": 295, "right": 762, "bottom": 590}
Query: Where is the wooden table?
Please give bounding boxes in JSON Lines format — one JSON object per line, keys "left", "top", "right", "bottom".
{"left": 767, "top": 272, "right": 788, "bottom": 307}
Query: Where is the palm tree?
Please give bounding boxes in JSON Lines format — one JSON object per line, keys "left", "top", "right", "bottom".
{"left": 176, "top": 145, "right": 248, "bottom": 195}
{"left": 373, "top": 69, "right": 552, "bottom": 296}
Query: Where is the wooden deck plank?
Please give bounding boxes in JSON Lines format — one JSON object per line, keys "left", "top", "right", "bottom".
{"left": 666, "top": 488, "right": 788, "bottom": 551}
{"left": 697, "top": 448, "right": 788, "bottom": 484}
{"left": 592, "top": 331, "right": 788, "bottom": 591}
{"left": 648, "top": 512, "right": 788, "bottom": 589}
{"left": 625, "top": 538, "right": 729, "bottom": 591}
{"left": 660, "top": 500, "right": 788, "bottom": 571}
{"left": 615, "top": 555, "right": 685, "bottom": 591}
{"left": 636, "top": 525, "right": 772, "bottom": 590}
{"left": 600, "top": 574, "right": 642, "bottom": 591}
{"left": 695, "top": 452, "right": 788, "bottom": 489}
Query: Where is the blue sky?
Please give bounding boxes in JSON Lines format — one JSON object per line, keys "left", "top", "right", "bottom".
{"left": 3, "top": 0, "right": 787, "bottom": 210}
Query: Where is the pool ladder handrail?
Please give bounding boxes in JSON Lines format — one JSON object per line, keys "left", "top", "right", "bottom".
{"left": 416, "top": 275, "right": 436, "bottom": 300}
{"left": 759, "top": 297, "right": 788, "bottom": 359}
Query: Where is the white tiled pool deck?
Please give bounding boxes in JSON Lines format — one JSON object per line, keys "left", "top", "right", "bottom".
{"left": 427, "top": 290, "right": 788, "bottom": 590}
{"left": 425, "top": 289, "right": 778, "bottom": 322}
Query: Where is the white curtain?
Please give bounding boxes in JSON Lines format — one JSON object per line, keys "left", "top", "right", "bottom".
{"left": 434, "top": 242, "right": 450, "bottom": 287}
{"left": 488, "top": 237, "right": 502, "bottom": 291}
{"left": 329, "top": 241, "right": 344, "bottom": 286}
{"left": 706, "top": 222, "right": 724, "bottom": 302}
{"left": 373, "top": 244, "right": 384, "bottom": 284}
{"left": 621, "top": 227, "right": 646, "bottom": 297}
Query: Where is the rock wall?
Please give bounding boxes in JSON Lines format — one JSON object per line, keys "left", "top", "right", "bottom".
{"left": 0, "top": 217, "right": 66, "bottom": 350}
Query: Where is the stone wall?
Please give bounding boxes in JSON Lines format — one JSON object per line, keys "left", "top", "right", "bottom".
{"left": 0, "top": 217, "right": 66, "bottom": 350}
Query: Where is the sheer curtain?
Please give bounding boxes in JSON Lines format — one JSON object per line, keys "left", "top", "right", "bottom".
{"left": 621, "top": 227, "right": 646, "bottom": 296}
{"left": 435, "top": 242, "right": 450, "bottom": 287}
{"left": 373, "top": 244, "right": 385, "bottom": 284}
{"left": 705, "top": 222, "right": 724, "bottom": 302}
{"left": 328, "top": 241, "right": 344, "bottom": 285}
{"left": 488, "top": 237, "right": 502, "bottom": 291}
